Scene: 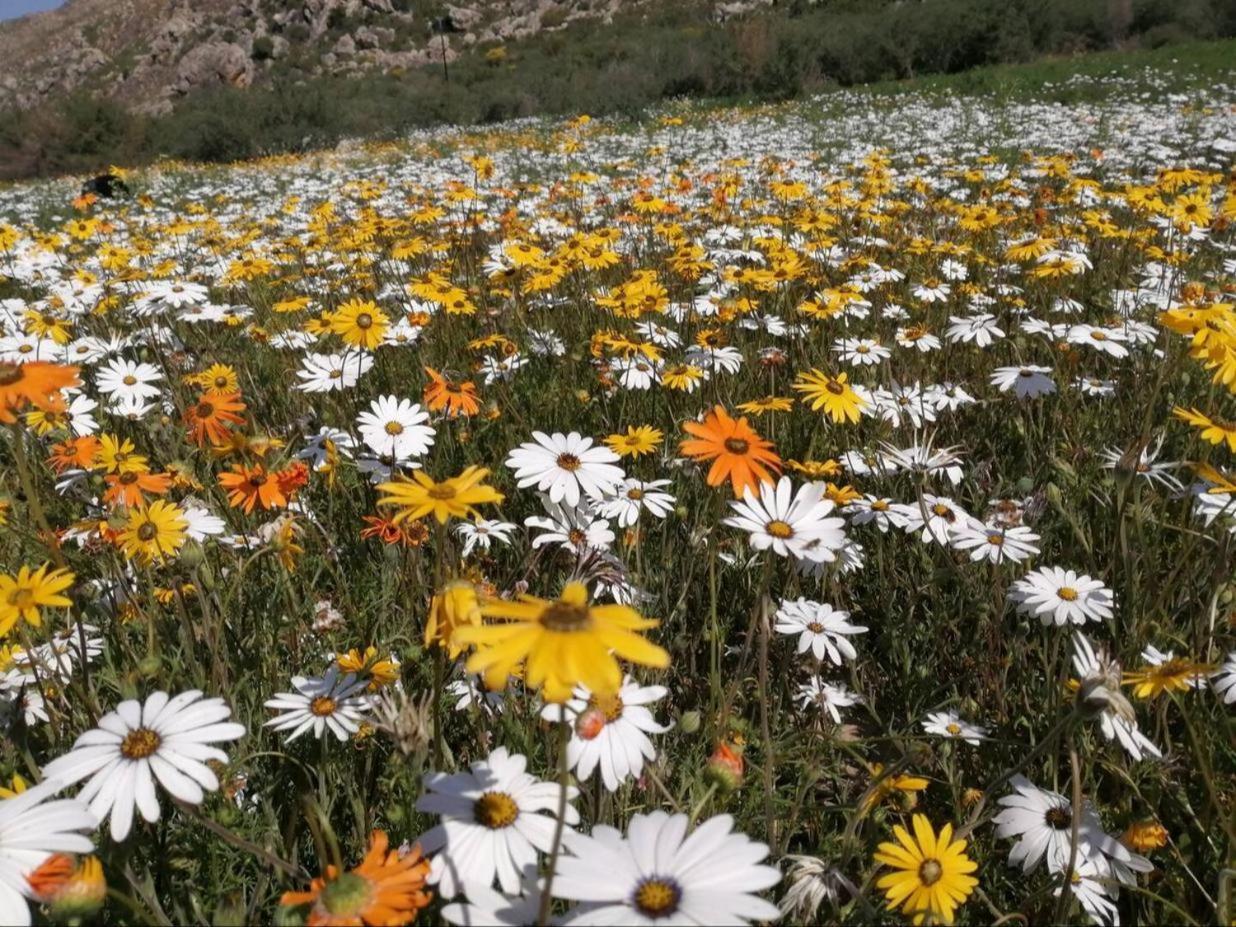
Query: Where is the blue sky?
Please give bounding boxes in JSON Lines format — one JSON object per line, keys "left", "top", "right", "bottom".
{"left": 1, "top": 0, "right": 63, "bottom": 21}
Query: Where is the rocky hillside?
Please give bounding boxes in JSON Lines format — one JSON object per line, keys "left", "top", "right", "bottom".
{"left": 0, "top": 0, "right": 767, "bottom": 116}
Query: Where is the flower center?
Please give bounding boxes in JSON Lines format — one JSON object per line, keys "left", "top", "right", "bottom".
{"left": 806, "top": 621, "right": 825, "bottom": 633}
{"left": 724, "top": 437, "right": 749, "bottom": 454}
{"left": 633, "top": 877, "right": 682, "bottom": 918}
{"left": 626, "top": 488, "right": 645, "bottom": 500}
{"left": 765, "top": 519, "right": 794, "bottom": 539}
{"left": 120, "top": 727, "right": 162, "bottom": 760}
{"left": 214, "top": 376, "right": 229, "bottom": 388}
{"left": 1058, "top": 586, "right": 1078, "bottom": 601}
{"left": 310, "top": 696, "right": 337, "bottom": 716}
{"left": 320, "top": 871, "right": 373, "bottom": 917}
{"left": 556, "top": 453, "right": 581, "bottom": 472}
{"left": 428, "top": 483, "right": 457, "bottom": 500}
{"left": 473, "top": 791, "right": 519, "bottom": 829}
{"left": 384, "top": 421, "right": 405, "bottom": 436}
{"left": 355, "top": 313, "right": 373, "bottom": 329}
{"left": 946, "top": 722, "right": 961, "bottom": 735}
{"left": 539, "top": 600, "right": 593, "bottom": 632}
{"left": 931, "top": 504, "right": 954, "bottom": 520}
{"left": 1046, "top": 806, "right": 1072, "bottom": 830}
{"left": 826, "top": 379, "right": 845, "bottom": 394}
{"left": 119, "top": 471, "right": 139, "bottom": 485}
{"left": 136, "top": 522, "right": 158, "bottom": 541}
{"left": 918, "top": 859, "right": 943, "bottom": 886}
{"left": 123, "top": 375, "right": 137, "bottom": 386}
{"left": 872, "top": 499, "right": 889, "bottom": 511}
{"left": 986, "top": 533, "right": 1005, "bottom": 546}
{"left": 7, "top": 588, "right": 33, "bottom": 608}
{"left": 195, "top": 401, "right": 215, "bottom": 417}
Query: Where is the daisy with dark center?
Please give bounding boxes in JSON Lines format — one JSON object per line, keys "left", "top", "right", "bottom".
{"left": 376, "top": 466, "right": 504, "bottom": 525}
{"left": 604, "top": 424, "right": 663, "bottom": 459}
{"left": 874, "top": 814, "right": 977, "bottom": 925}
{"left": 183, "top": 391, "right": 245, "bottom": 447}
{"left": 423, "top": 366, "right": 481, "bottom": 417}
{"left": 1123, "top": 645, "right": 1210, "bottom": 699}
{"left": 455, "top": 580, "right": 668, "bottom": 703}
{"left": 281, "top": 830, "right": 432, "bottom": 927}
{"left": 415, "top": 747, "right": 578, "bottom": 899}
{"left": 218, "top": 464, "right": 287, "bottom": 514}
{"left": 679, "top": 405, "right": 781, "bottom": 497}
{"left": 329, "top": 298, "right": 389, "bottom": 350}
{"left": 792, "top": 369, "right": 870, "bottom": 423}
{"left": 42, "top": 690, "right": 245, "bottom": 841}
{"left": 724, "top": 476, "right": 847, "bottom": 563}
{"left": 116, "top": 500, "right": 188, "bottom": 565}
{"left": 0, "top": 563, "right": 74, "bottom": 637}
{"left": 553, "top": 810, "right": 780, "bottom": 925}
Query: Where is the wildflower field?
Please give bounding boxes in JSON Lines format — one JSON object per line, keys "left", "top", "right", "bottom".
{"left": 1, "top": 48, "right": 1236, "bottom": 927}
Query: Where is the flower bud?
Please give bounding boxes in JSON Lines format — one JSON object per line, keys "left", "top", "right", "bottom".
{"left": 705, "top": 740, "right": 744, "bottom": 791}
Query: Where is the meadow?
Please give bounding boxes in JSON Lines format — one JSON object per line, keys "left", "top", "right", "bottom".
{"left": 0, "top": 49, "right": 1234, "bottom": 926}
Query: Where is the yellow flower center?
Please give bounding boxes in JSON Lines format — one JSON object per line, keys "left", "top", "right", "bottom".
{"left": 556, "top": 453, "right": 581, "bottom": 472}
{"left": 310, "top": 696, "right": 337, "bottom": 717}
{"left": 384, "top": 421, "right": 404, "bottom": 435}
{"left": 123, "top": 375, "right": 137, "bottom": 386}
{"left": 120, "top": 728, "right": 162, "bottom": 760}
{"left": 1058, "top": 586, "right": 1078, "bottom": 601}
{"left": 946, "top": 722, "right": 962, "bottom": 735}
{"left": 918, "top": 859, "right": 943, "bottom": 886}
{"left": 473, "top": 791, "right": 519, "bottom": 829}
{"left": 807, "top": 621, "right": 825, "bottom": 633}
{"left": 626, "top": 488, "right": 645, "bottom": 500}
{"left": 634, "top": 878, "right": 682, "bottom": 918}
{"left": 765, "top": 520, "right": 794, "bottom": 539}
{"left": 7, "top": 588, "right": 33, "bottom": 609}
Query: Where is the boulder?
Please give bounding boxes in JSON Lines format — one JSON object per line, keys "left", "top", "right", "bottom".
{"left": 173, "top": 41, "right": 255, "bottom": 94}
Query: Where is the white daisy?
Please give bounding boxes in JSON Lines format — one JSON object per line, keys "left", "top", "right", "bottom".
{"left": 356, "top": 395, "right": 435, "bottom": 461}
{"left": 951, "top": 519, "right": 1041, "bottom": 564}
{"left": 795, "top": 677, "right": 860, "bottom": 723}
{"left": 95, "top": 358, "right": 164, "bottom": 403}
{"left": 773, "top": 598, "right": 868, "bottom": 665}
{"left": 1211, "top": 651, "right": 1236, "bottom": 704}
{"left": 41, "top": 690, "right": 245, "bottom": 841}
{"left": 554, "top": 810, "right": 781, "bottom": 925}
{"left": 597, "top": 478, "right": 676, "bottom": 528}
{"left": 539, "top": 677, "right": 671, "bottom": 792}
{"left": 456, "top": 518, "right": 519, "bottom": 558}
{"left": 921, "top": 710, "right": 987, "bottom": 745}
{"left": 723, "top": 477, "right": 847, "bottom": 563}
{"left": 506, "top": 432, "right": 625, "bottom": 507}
{"left": 263, "top": 666, "right": 372, "bottom": 742}
{"left": 1009, "top": 567, "right": 1114, "bottom": 626}
{"left": 415, "top": 747, "right": 578, "bottom": 899}
{"left": 991, "top": 365, "right": 1056, "bottom": 399}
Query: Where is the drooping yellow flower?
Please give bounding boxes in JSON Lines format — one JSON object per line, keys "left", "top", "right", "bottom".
{"left": 425, "top": 581, "right": 483, "bottom": 659}
{"left": 1123, "top": 653, "right": 1211, "bottom": 699}
{"left": 117, "top": 500, "right": 188, "bottom": 565}
{"left": 1173, "top": 406, "right": 1236, "bottom": 452}
{"left": 337, "top": 646, "right": 401, "bottom": 691}
{"left": 0, "top": 563, "right": 74, "bottom": 637}
{"left": 456, "top": 581, "right": 669, "bottom": 703}
{"left": 793, "top": 370, "right": 869, "bottom": 423}
{"left": 329, "top": 298, "right": 389, "bottom": 350}
{"left": 376, "top": 466, "right": 503, "bottom": 525}
{"left": 604, "top": 425, "right": 663, "bottom": 459}
{"left": 874, "top": 814, "right": 978, "bottom": 926}
{"left": 861, "top": 763, "right": 930, "bottom": 815}
{"left": 1122, "top": 821, "right": 1169, "bottom": 853}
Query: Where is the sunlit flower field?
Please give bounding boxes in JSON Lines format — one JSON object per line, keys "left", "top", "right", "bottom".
{"left": 1, "top": 64, "right": 1234, "bottom": 926}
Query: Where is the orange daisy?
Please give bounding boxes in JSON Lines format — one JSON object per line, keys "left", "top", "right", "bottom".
{"left": 218, "top": 464, "right": 287, "bottom": 514}
{"left": 48, "top": 435, "right": 101, "bottom": 474}
{"left": 423, "top": 366, "right": 480, "bottom": 417}
{"left": 103, "top": 469, "right": 173, "bottom": 509}
{"left": 0, "top": 361, "right": 80, "bottom": 424}
{"left": 184, "top": 392, "right": 246, "bottom": 447}
{"left": 280, "top": 830, "right": 432, "bottom": 927}
{"left": 680, "top": 405, "right": 781, "bottom": 497}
